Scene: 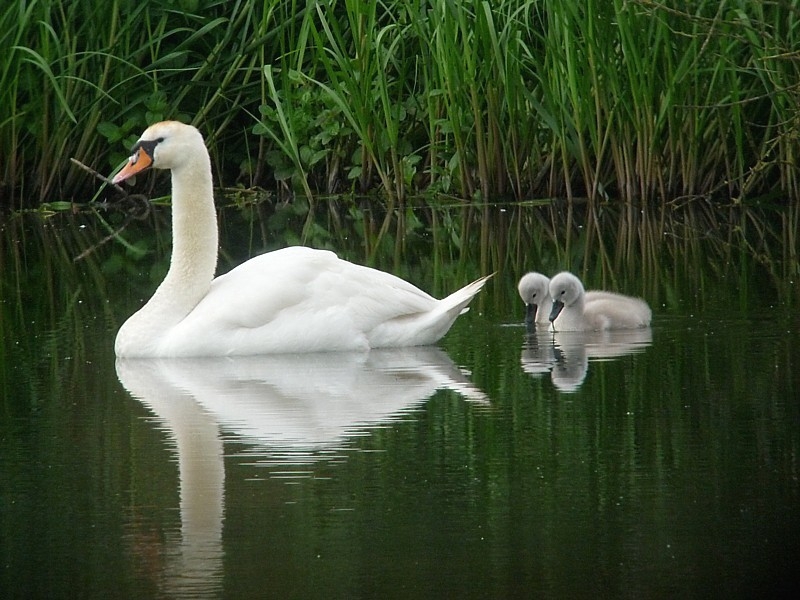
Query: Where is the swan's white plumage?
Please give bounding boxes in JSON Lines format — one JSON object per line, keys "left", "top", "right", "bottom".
{"left": 548, "top": 271, "right": 651, "bottom": 331}
{"left": 112, "top": 121, "right": 490, "bottom": 357}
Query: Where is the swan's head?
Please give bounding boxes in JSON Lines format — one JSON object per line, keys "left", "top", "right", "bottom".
{"left": 548, "top": 271, "right": 585, "bottom": 322}
{"left": 112, "top": 121, "right": 205, "bottom": 184}
{"left": 517, "top": 272, "right": 550, "bottom": 327}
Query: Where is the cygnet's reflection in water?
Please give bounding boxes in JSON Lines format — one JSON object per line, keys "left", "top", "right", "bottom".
{"left": 521, "top": 328, "right": 653, "bottom": 392}
{"left": 116, "top": 347, "right": 488, "bottom": 598}
{"left": 520, "top": 329, "right": 558, "bottom": 376}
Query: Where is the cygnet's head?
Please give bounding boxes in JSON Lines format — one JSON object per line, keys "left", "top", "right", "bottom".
{"left": 548, "top": 271, "right": 585, "bottom": 321}
{"left": 518, "top": 272, "right": 550, "bottom": 326}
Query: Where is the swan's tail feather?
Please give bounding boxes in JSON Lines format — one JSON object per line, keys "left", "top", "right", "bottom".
{"left": 440, "top": 273, "right": 493, "bottom": 316}
{"left": 419, "top": 273, "right": 492, "bottom": 344}
{"left": 368, "top": 273, "right": 492, "bottom": 348}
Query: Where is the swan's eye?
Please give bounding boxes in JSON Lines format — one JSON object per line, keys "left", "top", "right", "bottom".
{"left": 129, "top": 138, "right": 162, "bottom": 165}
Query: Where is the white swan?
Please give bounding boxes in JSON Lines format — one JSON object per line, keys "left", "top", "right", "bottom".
{"left": 548, "top": 271, "right": 651, "bottom": 331}
{"left": 111, "top": 121, "right": 491, "bottom": 357}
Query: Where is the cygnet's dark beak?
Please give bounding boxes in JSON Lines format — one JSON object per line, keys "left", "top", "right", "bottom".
{"left": 549, "top": 299, "right": 564, "bottom": 323}
{"left": 525, "top": 303, "right": 538, "bottom": 330}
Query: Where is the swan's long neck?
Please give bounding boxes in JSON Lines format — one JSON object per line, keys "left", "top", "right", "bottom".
{"left": 150, "top": 150, "right": 218, "bottom": 317}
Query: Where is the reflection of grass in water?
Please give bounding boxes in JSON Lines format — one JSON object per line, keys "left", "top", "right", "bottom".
{"left": 177, "top": 193, "right": 800, "bottom": 317}
{"left": 1, "top": 212, "right": 114, "bottom": 417}
{"left": 1, "top": 197, "right": 797, "bottom": 373}
{"left": 499, "top": 200, "right": 800, "bottom": 313}
{"left": 3, "top": 199, "right": 799, "bottom": 571}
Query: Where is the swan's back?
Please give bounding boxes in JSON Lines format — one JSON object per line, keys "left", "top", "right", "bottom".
{"left": 581, "top": 295, "right": 652, "bottom": 330}
{"left": 157, "top": 247, "right": 490, "bottom": 356}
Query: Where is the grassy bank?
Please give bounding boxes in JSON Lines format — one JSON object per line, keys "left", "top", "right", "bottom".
{"left": 2, "top": 0, "right": 799, "bottom": 208}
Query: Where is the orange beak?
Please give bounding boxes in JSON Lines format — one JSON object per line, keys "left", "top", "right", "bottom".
{"left": 112, "top": 146, "right": 154, "bottom": 185}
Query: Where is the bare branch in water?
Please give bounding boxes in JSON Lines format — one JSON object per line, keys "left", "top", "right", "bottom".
{"left": 69, "top": 157, "right": 127, "bottom": 194}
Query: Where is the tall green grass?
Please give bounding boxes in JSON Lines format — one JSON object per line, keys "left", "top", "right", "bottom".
{"left": 0, "top": 0, "right": 292, "bottom": 207}
{"left": 2, "top": 0, "right": 800, "bottom": 207}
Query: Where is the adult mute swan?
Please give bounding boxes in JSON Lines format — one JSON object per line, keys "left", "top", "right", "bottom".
{"left": 548, "top": 271, "right": 651, "bottom": 331}
{"left": 111, "top": 121, "right": 490, "bottom": 357}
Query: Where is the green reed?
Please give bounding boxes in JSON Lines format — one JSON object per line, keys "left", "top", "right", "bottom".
{"left": 2, "top": 0, "right": 800, "bottom": 207}
{"left": 0, "top": 0, "right": 286, "bottom": 207}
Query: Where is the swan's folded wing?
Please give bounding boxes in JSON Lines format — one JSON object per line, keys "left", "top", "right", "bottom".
{"left": 171, "top": 246, "right": 442, "bottom": 353}
{"left": 584, "top": 296, "right": 652, "bottom": 329}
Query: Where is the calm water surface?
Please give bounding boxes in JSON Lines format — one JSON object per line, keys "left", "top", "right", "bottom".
{"left": 1, "top": 203, "right": 799, "bottom": 599}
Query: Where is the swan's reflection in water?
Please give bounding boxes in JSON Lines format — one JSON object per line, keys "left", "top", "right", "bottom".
{"left": 116, "top": 347, "right": 488, "bottom": 598}
{"left": 521, "top": 328, "right": 653, "bottom": 392}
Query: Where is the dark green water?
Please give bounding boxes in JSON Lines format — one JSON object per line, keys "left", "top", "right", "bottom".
{"left": 1, "top": 200, "right": 799, "bottom": 598}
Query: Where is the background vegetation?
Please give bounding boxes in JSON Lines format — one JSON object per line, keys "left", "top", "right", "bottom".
{"left": 2, "top": 0, "right": 800, "bottom": 209}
